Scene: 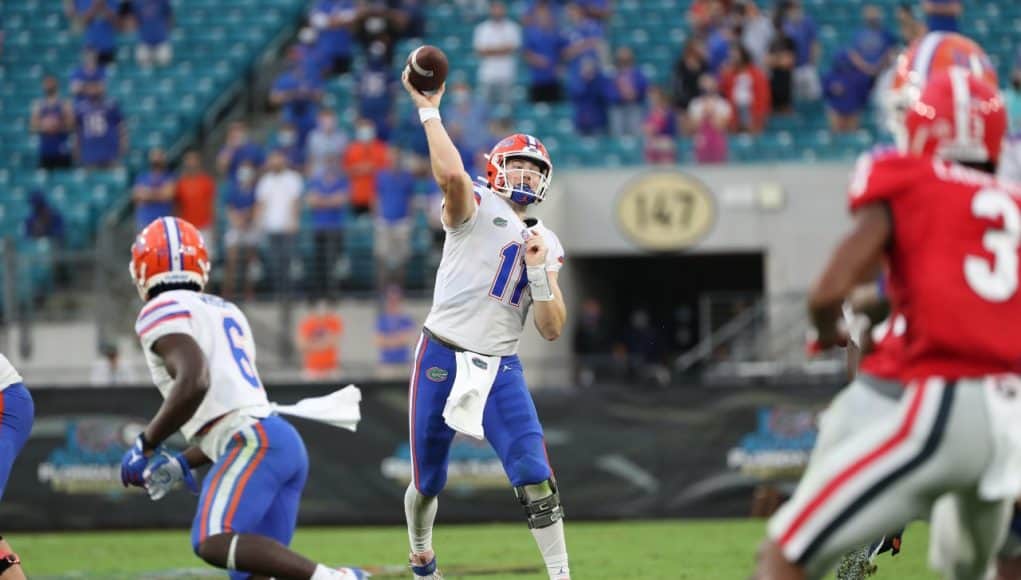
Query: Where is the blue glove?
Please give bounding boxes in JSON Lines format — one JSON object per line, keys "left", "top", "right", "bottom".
{"left": 143, "top": 451, "right": 199, "bottom": 500}
{"left": 120, "top": 434, "right": 159, "bottom": 488}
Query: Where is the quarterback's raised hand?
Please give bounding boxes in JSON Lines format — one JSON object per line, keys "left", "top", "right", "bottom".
{"left": 401, "top": 68, "right": 445, "bottom": 109}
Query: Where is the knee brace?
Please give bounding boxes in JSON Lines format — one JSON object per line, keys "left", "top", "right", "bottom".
{"left": 514, "top": 478, "right": 564, "bottom": 529}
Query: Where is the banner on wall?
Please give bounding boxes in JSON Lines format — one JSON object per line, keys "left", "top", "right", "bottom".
{"left": 0, "top": 382, "right": 840, "bottom": 531}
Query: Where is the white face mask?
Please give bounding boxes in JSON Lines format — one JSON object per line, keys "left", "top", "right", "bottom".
{"left": 356, "top": 126, "right": 376, "bottom": 142}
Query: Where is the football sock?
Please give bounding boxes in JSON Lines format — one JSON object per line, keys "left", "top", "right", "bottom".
{"left": 405, "top": 484, "right": 438, "bottom": 555}
{"left": 530, "top": 520, "right": 569, "bottom": 579}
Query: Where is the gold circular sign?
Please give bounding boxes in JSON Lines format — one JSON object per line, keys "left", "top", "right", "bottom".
{"left": 616, "top": 171, "right": 716, "bottom": 251}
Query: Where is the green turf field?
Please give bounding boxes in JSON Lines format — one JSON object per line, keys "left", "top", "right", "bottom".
{"left": 17, "top": 520, "right": 939, "bottom": 579}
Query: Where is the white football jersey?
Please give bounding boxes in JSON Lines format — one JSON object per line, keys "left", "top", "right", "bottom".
{"left": 0, "top": 353, "right": 23, "bottom": 391}
{"left": 135, "top": 290, "right": 271, "bottom": 456}
{"left": 424, "top": 184, "right": 565, "bottom": 355}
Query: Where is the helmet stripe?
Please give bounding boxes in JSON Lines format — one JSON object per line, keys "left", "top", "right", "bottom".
{"left": 948, "top": 67, "right": 971, "bottom": 149}
{"left": 914, "top": 32, "right": 945, "bottom": 79}
{"left": 164, "top": 217, "right": 182, "bottom": 272}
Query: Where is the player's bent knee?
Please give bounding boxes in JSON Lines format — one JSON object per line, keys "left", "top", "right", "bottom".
{"left": 196, "top": 533, "right": 233, "bottom": 567}
{"left": 514, "top": 478, "right": 564, "bottom": 529}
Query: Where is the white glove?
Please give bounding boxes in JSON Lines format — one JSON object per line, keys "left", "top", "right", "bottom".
{"left": 143, "top": 451, "right": 199, "bottom": 501}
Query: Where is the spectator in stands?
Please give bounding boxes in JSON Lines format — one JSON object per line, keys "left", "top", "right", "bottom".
{"left": 781, "top": 0, "right": 822, "bottom": 102}
{"left": 706, "top": 24, "right": 737, "bottom": 76}
{"left": 69, "top": 50, "right": 106, "bottom": 104}
{"left": 896, "top": 2, "right": 926, "bottom": 44}
{"left": 306, "top": 162, "right": 348, "bottom": 300}
{"left": 825, "top": 5, "right": 896, "bottom": 132}
{"left": 562, "top": 2, "right": 606, "bottom": 75}
{"left": 217, "top": 120, "right": 266, "bottom": 184}
{"left": 68, "top": 0, "right": 119, "bottom": 65}
{"left": 89, "top": 342, "right": 138, "bottom": 385}
{"left": 609, "top": 47, "right": 648, "bottom": 138}
{"left": 306, "top": 109, "right": 348, "bottom": 178}
{"left": 270, "top": 121, "right": 306, "bottom": 170}
{"left": 687, "top": 75, "right": 732, "bottom": 164}
{"left": 375, "top": 285, "right": 415, "bottom": 379}
{"left": 766, "top": 10, "right": 797, "bottom": 114}
{"left": 223, "top": 160, "right": 260, "bottom": 302}
{"left": 24, "top": 190, "right": 66, "bottom": 245}
{"left": 354, "top": 1, "right": 401, "bottom": 65}
{"left": 522, "top": 3, "right": 566, "bottom": 103}
{"left": 671, "top": 39, "right": 709, "bottom": 113}
{"left": 356, "top": 44, "right": 397, "bottom": 141}
{"left": 74, "top": 82, "right": 125, "bottom": 168}
{"left": 737, "top": 1, "right": 774, "bottom": 68}
{"left": 568, "top": 55, "right": 612, "bottom": 135}
{"left": 473, "top": 1, "right": 522, "bottom": 108}
{"left": 822, "top": 49, "right": 874, "bottom": 133}
{"left": 922, "top": 0, "right": 961, "bottom": 33}
{"left": 644, "top": 86, "right": 678, "bottom": 164}
{"left": 296, "top": 299, "right": 344, "bottom": 380}
{"left": 343, "top": 118, "right": 390, "bottom": 217}
{"left": 132, "top": 0, "right": 173, "bottom": 68}
{"left": 441, "top": 80, "right": 490, "bottom": 161}
{"left": 572, "top": 298, "right": 612, "bottom": 387}
{"left": 31, "top": 76, "right": 75, "bottom": 170}
{"left": 310, "top": 0, "right": 358, "bottom": 76}
{"left": 395, "top": 0, "right": 426, "bottom": 40}
{"left": 255, "top": 150, "right": 303, "bottom": 299}
{"left": 270, "top": 47, "right": 324, "bottom": 145}
{"left": 295, "top": 26, "right": 324, "bottom": 80}
{"left": 132, "top": 148, "right": 176, "bottom": 231}
{"left": 175, "top": 150, "right": 216, "bottom": 254}
{"left": 686, "top": 0, "right": 723, "bottom": 37}
{"left": 374, "top": 147, "right": 417, "bottom": 290}
{"left": 720, "top": 45, "right": 771, "bottom": 134}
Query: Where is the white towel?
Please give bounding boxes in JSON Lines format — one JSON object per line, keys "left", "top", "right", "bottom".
{"left": 442, "top": 351, "right": 502, "bottom": 440}
{"left": 272, "top": 384, "right": 362, "bottom": 432}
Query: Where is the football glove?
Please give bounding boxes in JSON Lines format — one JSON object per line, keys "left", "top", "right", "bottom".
{"left": 120, "top": 434, "right": 160, "bottom": 488}
{"left": 143, "top": 451, "right": 199, "bottom": 501}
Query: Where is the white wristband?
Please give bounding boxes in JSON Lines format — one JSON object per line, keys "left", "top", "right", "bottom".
{"left": 418, "top": 107, "right": 441, "bottom": 124}
{"left": 526, "top": 265, "right": 554, "bottom": 302}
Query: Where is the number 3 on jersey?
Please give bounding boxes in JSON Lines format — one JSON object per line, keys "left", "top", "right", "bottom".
{"left": 965, "top": 188, "right": 1021, "bottom": 302}
{"left": 490, "top": 243, "right": 530, "bottom": 307}
{"left": 223, "top": 317, "right": 261, "bottom": 388}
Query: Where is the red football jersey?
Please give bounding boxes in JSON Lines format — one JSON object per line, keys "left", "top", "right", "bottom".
{"left": 849, "top": 151, "right": 1021, "bottom": 381}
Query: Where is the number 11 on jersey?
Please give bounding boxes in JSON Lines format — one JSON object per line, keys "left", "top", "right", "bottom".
{"left": 490, "top": 243, "right": 530, "bottom": 307}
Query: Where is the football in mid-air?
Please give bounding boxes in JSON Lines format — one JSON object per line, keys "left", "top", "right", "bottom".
{"left": 405, "top": 45, "right": 448, "bottom": 93}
